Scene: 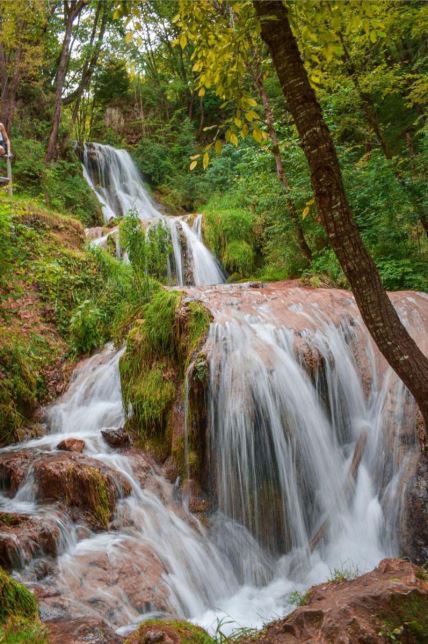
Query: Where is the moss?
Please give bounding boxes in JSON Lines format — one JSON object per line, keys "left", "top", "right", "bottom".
{"left": 88, "top": 468, "right": 112, "bottom": 529}
{"left": 0, "top": 568, "right": 38, "bottom": 625}
{"left": 143, "top": 289, "right": 182, "bottom": 356}
{"left": 224, "top": 240, "right": 255, "bottom": 277}
{"left": 124, "top": 619, "right": 214, "bottom": 644}
{"left": 129, "top": 364, "right": 176, "bottom": 438}
{"left": 377, "top": 590, "right": 428, "bottom": 643}
{"left": 120, "top": 289, "right": 212, "bottom": 472}
{"left": 0, "top": 617, "right": 47, "bottom": 643}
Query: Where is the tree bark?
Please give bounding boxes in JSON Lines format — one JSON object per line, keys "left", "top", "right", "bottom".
{"left": 254, "top": 0, "right": 428, "bottom": 444}
{"left": 45, "top": 0, "right": 85, "bottom": 162}
{"left": 250, "top": 59, "right": 312, "bottom": 262}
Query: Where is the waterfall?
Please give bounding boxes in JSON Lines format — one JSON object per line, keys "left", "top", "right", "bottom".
{"left": 82, "top": 142, "right": 224, "bottom": 286}
{"left": 1, "top": 288, "right": 423, "bottom": 636}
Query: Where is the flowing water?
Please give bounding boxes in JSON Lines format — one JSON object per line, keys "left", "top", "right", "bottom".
{"left": 82, "top": 142, "right": 224, "bottom": 286}
{"left": 1, "top": 287, "right": 424, "bottom": 636}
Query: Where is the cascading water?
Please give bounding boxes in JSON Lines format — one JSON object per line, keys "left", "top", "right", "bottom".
{"left": 1, "top": 286, "right": 425, "bottom": 636}
{"left": 82, "top": 142, "right": 224, "bottom": 286}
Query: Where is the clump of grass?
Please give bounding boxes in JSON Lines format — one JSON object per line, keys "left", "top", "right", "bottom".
{"left": 328, "top": 563, "right": 360, "bottom": 583}
{"left": 288, "top": 589, "right": 311, "bottom": 607}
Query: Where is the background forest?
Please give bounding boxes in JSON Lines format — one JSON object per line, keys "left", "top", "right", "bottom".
{"left": 2, "top": 0, "right": 428, "bottom": 288}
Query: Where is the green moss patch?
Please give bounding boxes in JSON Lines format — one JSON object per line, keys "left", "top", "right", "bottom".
{"left": 120, "top": 290, "right": 212, "bottom": 469}
{"left": 0, "top": 568, "right": 38, "bottom": 625}
{"left": 124, "top": 619, "right": 213, "bottom": 644}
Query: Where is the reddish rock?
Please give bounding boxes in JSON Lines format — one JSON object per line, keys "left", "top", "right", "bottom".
{"left": 33, "top": 452, "right": 132, "bottom": 529}
{"left": 0, "top": 451, "right": 34, "bottom": 496}
{"left": 240, "top": 558, "right": 428, "bottom": 643}
{"left": 0, "top": 511, "right": 60, "bottom": 570}
{"left": 401, "top": 453, "right": 428, "bottom": 565}
{"left": 46, "top": 617, "right": 123, "bottom": 644}
{"left": 101, "top": 427, "right": 131, "bottom": 448}
{"left": 57, "top": 438, "right": 85, "bottom": 453}
{"left": 37, "top": 538, "right": 170, "bottom": 625}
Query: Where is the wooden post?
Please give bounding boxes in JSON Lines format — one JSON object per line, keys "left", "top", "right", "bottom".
{"left": 6, "top": 155, "right": 12, "bottom": 196}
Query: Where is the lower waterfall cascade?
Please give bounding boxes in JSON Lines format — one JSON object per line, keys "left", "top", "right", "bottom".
{"left": 82, "top": 142, "right": 225, "bottom": 287}
{"left": 0, "top": 284, "right": 426, "bottom": 636}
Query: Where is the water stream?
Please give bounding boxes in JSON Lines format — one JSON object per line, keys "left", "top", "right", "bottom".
{"left": 0, "top": 290, "right": 422, "bottom": 635}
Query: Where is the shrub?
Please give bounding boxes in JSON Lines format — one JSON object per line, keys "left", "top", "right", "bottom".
{"left": 69, "top": 300, "right": 104, "bottom": 354}
{"left": 224, "top": 240, "right": 254, "bottom": 277}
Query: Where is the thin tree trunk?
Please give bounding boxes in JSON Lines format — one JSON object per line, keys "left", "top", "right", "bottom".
{"left": 45, "top": 0, "right": 85, "bottom": 162}
{"left": 254, "top": 0, "right": 428, "bottom": 445}
{"left": 251, "top": 60, "right": 312, "bottom": 262}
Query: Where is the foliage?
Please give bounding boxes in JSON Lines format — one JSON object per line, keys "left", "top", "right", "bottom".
{"left": 0, "top": 195, "right": 157, "bottom": 444}
{"left": 69, "top": 300, "right": 104, "bottom": 355}
{"left": 119, "top": 210, "right": 172, "bottom": 283}
{"left": 12, "top": 137, "right": 101, "bottom": 226}
{"left": 0, "top": 568, "right": 38, "bottom": 624}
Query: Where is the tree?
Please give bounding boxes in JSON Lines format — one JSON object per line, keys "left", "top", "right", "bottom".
{"left": 253, "top": 0, "right": 428, "bottom": 444}
{"left": 45, "top": 0, "right": 86, "bottom": 162}
{"left": 0, "top": 0, "right": 47, "bottom": 130}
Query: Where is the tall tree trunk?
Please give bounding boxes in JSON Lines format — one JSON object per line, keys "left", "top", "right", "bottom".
{"left": 251, "top": 60, "right": 312, "bottom": 262}
{"left": 45, "top": 0, "right": 85, "bottom": 162}
{"left": 254, "top": 0, "right": 428, "bottom": 444}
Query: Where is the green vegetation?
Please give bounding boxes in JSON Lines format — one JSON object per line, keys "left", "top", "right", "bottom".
{"left": 124, "top": 619, "right": 214, "bottom": 644}
{"left": 288, "top": 589, "right": 311, "bottom": 607}
{"left": 379, "top": 592, "right": 428, "bottom": 643}
{"left": 0, "top": 196, "right": 161, "bottom": 445}
{"left": 0, "top": 567, "right": 46, "bottom": 643}
{"left": 328, "top": 564, "right": 360, "bottom": 584}
{"left": 120, "top": 289, "right": 211, "bottom": 467}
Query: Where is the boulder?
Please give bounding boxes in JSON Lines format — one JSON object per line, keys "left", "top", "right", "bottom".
{"left": 240, "top": 558, "right": 428, "bottom": 643}
{"left": 33, "top": 452, "right": 132, "bottom": 529}
{"left": 101, "top": 427, "right": 131, "bottom": 448}
{"left": 57, "top": 438, "right": 85, "bottom": 453}
{"left": 0, "top": 451, "right": 34, "bottom": 496}
{"left": 401, "top": 453, "right": 428, "bottom": 565}
{"left": 125, "top": 620, "right": 213, "bottom": 644}
{"left": 0, "top": 511, "right": 60, "bottom": 570}
{"left": 46, "top": 617, "right": 123, "bottom": 644}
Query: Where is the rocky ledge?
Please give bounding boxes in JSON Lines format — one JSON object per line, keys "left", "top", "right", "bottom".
{"left": 241, "top": 558, "right": 428, "bottom": 643}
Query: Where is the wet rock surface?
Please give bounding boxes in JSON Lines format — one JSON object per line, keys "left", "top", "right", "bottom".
{"left": 33, "top": 452, "right": 132, "bottom": 529}
{"left": 57, "top": 437, "right": 86, "bottom": 452}
{"left": 0, "top": 450, "right": 34, "bottom": 495}
{"left": 0, "top": 511, "right": 60, "bottom": 570}
{"left": 240, "top": 558, "right": 428, "bottom": 643}
{"left": 46, "top": 617, "right": 123, "bottom": 644}
{"left": 401, "top": 453, "right": 428, "bottom": 565}
{"left": 101, "top": 427, "right": 131, "bottom": 448}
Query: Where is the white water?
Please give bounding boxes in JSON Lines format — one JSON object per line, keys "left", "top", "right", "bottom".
{"left": 82, "top": 142, "right": 224, "bottom": 286}
{"left": 0, "top": 294, "right": 419, "bottom": 635}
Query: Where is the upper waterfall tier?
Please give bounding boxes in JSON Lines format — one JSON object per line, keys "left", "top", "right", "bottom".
{"left": 81, "top": 142, "right": 225, "bottom": 286}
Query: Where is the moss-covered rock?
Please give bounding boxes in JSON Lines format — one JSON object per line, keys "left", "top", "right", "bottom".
{"left": 0, "top": 567, "right": 38, "bottom": 623}
{"left": 0, "top": 567, "right": 47, "bottom": 642}
{"left": 120, "top": 289, "right": 212, "bottom": 474}
{"left": 124, "top": 619, "right": 213, "bottom": 644}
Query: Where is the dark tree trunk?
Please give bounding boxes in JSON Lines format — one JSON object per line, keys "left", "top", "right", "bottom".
{"left": 251, "top": 61, "right": 312, "bottom": 262}
{"left": 254, "top": 0, "right": 428, "bottom": 444}
{"left": 45, "top": 0, "right": 85, "bottom": 162}
{"left": 64, "top": 1, "right": 109, "bottom": 121}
